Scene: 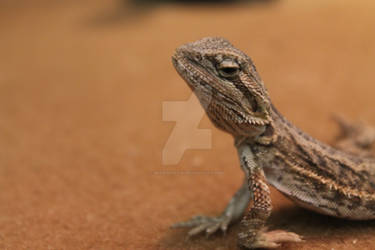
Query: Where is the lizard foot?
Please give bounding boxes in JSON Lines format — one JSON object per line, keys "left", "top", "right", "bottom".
{"left": 238, "top": 229, "right": 303, "bottom": 249}
{"left": 172, "top": 214, "right": 232, "bottom": 237}
{"left": 333, "top": 115, "right": 375, "bottom": 156}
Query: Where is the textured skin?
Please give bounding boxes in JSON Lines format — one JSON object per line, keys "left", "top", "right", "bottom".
{"left": 172, "top": 37, "right": 375, "bottom": 248}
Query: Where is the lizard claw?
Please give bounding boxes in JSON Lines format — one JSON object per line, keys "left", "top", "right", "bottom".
{"left": 172, "top": 214, "right": 232, "bottom": 238}
{"left": 238, "top": 229, "right": 304, "bottom": 249}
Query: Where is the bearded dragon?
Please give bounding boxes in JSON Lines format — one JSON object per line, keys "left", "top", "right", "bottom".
{"left": 171, "top": 37, "right": 375, "bottom": 248}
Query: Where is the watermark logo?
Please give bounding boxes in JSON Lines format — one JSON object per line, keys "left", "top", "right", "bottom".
{"left": 162, "top": 93, "right": 212, "bottom": 165}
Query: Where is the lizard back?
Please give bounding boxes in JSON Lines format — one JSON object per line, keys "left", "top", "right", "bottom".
{"left": 254, "top": 106, "right": 375, "bottom": 220}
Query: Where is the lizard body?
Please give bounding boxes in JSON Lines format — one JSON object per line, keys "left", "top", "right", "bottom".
{"left": 171, "top": 37, "right": 375, "bottom": 248}
{"left": 254, "top": 106, "right": 375, "bottom": 220}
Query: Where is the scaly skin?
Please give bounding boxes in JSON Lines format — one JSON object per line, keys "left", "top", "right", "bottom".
{"left": 171, "top": 37, "right": 375, "bottom": 248}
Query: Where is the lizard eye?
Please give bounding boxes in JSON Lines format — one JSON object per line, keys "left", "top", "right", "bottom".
{"left": 217, "top": 59, "right": 240, "bottom": 78}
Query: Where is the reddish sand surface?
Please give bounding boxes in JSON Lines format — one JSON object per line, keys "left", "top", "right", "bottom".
{"left": 1, "top": 0, "right": 375, "bottom": 249}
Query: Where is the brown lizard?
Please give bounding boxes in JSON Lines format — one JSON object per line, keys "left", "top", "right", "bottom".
{"left": 171, "top": 37, "right": 375, "bottom": 248}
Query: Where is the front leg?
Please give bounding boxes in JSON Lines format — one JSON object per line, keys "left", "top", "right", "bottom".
{"left": 172, "top": 178, "right": 250, "bottom": 237}
{"left": 237, "top": 144, "right": 303, "bottom": 249}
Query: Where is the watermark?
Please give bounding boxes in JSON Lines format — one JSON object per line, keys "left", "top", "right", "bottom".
{"left": 162, "top": 93, "right": 212, "bottom": 165}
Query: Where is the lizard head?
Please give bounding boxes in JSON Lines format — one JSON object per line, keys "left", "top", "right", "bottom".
{"left": 172, "top": 37, "right": 272, "bottom": 138}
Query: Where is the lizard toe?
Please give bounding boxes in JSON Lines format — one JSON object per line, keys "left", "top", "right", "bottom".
{"left": 238, "top": 229, "right": 303, "bottom": 249}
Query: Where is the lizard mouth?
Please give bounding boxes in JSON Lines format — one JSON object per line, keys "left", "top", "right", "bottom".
{"left": 172, "top": 55, "right": 192, "bottom": 85}
{"left": 172, "top": 53, "right": 214, "bottom": 93}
